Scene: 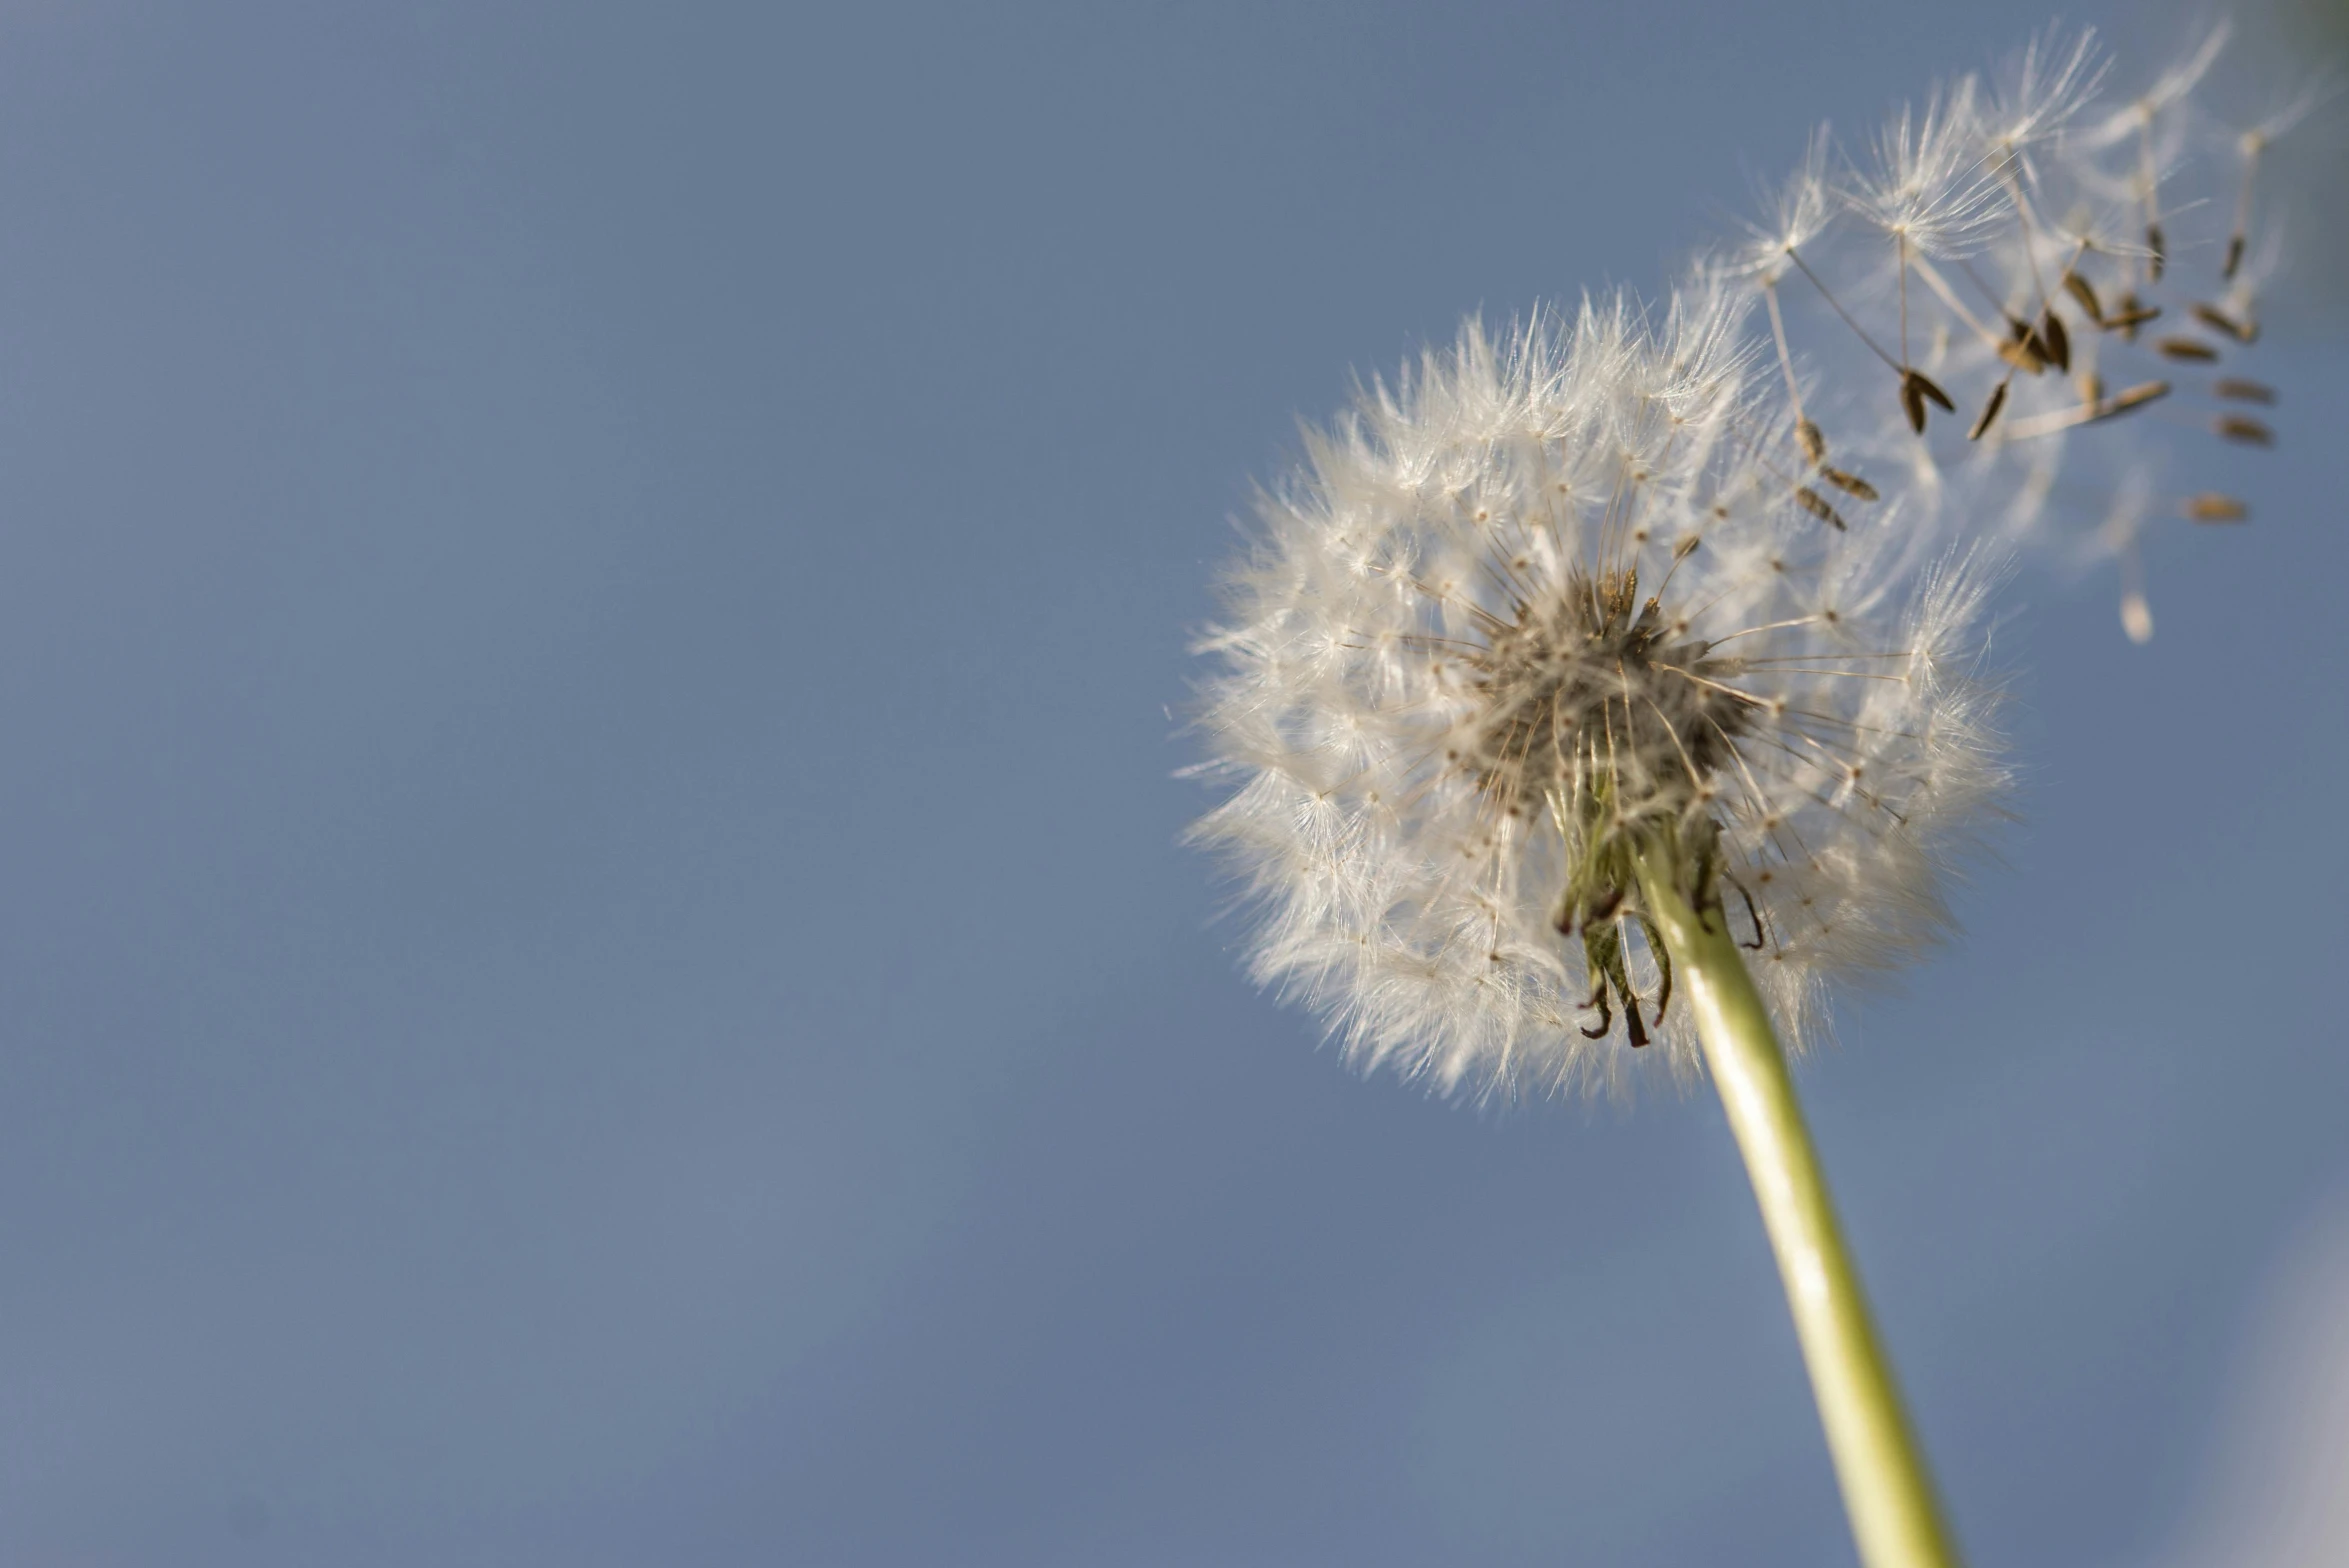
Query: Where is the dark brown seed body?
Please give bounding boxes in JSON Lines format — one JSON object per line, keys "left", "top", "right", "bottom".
{"left": 2062, "top": 271, "right": 2104, "bottom": 323}
{"left": 1794, "top": 487, "right": 1847, "bottom": 530}
{"left": 2107, "top": 297, "right": 2159, "bottom": 336}
{"left": 2038, "top": 309, "right": 2071, "bottom": 373}
{"left": 2191, "top": 304, "right": 2258, "bottom": 344}
{"left": 1967, "top": 380, "right": 2008, "bottom": 441}
{"left": 1899, "top": 369, "right": 1953, "bottom": 434}
{"left": 1819, "top": 467, "right": 1878, "bottom": 501}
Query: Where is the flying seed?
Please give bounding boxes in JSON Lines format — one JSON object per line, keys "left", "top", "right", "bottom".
{"left": 1793, "top": 487, "right": 1846, "bottom": 530}
{"left": 2190, "top": 304, "right": 2258, "bottom": 344}
{"left": 1796, "top": 419, "right": 1826, "bottom": 464}
{"left": 2156, "top": 337, "right": 2220, "bottom": 362}
{"left": 1997, "top": 319, "right": 2048, "bottom": 374}
{"left": 2062, "top": 271, "right": 2104, "bottom": 323}
{"left": 2094, "top": 381, "right": 2170, "bottom": 421}
{"left": 2147, "top": 223, "right": 2167, "bottom": 282}
{"left": 2213, "top": 415, "right": 2274, "bottom": 447}
{"left": 2213, "top": 378, "right": 2276, "bottom": 404}
{"left": 2183, "top": 493, "right": 2249, "bottom": 523}
{"left": 1899, "top": 368, "right": 1952, "bottom": 432}
{"left": 1967, "top": 380, "right": 2008, "bottom": 441}
{"left": 2038, "top": 308, "right": 2071, "bottom": 373}
{"left": 1819, "top": 467, "right": 1878, "bottom": 501}
{"left": 2106, "top": 296, "right": 2159, "bottom": 336}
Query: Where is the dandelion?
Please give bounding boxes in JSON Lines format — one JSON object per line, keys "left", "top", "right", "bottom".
{"left": 1189, "top": 23, "right": 2306, "bottom": 1568}
{"left": 1190, "top": 300, "right": 2002, "bottom": 1095}
{"left": 1192, "top": 291, "right": 1996, "bottom": 1568}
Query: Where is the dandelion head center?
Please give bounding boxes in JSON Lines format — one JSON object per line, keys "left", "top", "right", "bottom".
{"left": 1460, "top": 569, "right": 1752, "bottom": 814}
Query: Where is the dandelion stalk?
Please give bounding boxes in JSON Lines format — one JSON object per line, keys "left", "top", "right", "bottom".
{"left": 1634, "top": 846, "right": 1960, "bottom": 1568}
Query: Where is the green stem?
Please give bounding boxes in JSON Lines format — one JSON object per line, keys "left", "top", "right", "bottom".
{"left": 1633, "top": 846, "right": 1961, "bottom": 1568}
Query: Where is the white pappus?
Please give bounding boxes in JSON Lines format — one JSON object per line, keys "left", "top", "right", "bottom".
{"left": 1187, "top": 23, "right": 2307, "bottom": 1096}
{"left": 1188, "top": 298, "right": 2005, "bottom": 1097}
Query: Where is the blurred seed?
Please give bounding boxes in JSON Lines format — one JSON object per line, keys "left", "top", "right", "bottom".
{"left": 1967, "top": 380, "right": 2009, "bottom": 441}
{"left": 2038, "top": 308, "right": 2071, "bottom": 372}
{"left": 2062, "top": 271, "right": 2104, "bottom": 323}
{"left": 2213, "top": 377, "right": 2276, "bottom": 404}
{"left": 2182, "top": 493, "right": 2248, "bottom": 523}
{"left": 2156, "top": 337, "right": 2219, "bottom": 362}
{"left": 2073, "top": 381, "right": 2171, "bottom": 428}
{"left": 2106, "top": 295, "right": 2159, "bottom": 337}
{"left": 2147, "top": 223, "right": 2167, "bottom": 282}
{"left": 2076, "top": 370, "right": 2104, "bottom": 407}
{"left": 1819, "top": 467, "right": 1879, "bottom": 501}
{"left": 2098, "top": 381, "right": 2171, "bottom": 419}
{"left": 2213, "top": 414, "right": 2274, "bottom": 447}
{"left": 1997, "top": 319, "right": 2048, "bottom": 374}
{"left": 1793, "top": 487, "right": 1846, "bottom": 530}
{"left": 1797, "top": 419, "right": 1826, "bottom": 464}
{"left": 2190, "top": 303, "right": 2258, "bottom": 343}
{"left": 2223, "top": 234, "right": 2246, "bottom": 280}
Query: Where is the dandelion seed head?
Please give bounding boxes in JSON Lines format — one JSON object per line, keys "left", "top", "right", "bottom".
{"left": 1189, "top": 22, "right": 2308, "bottom": 1098}
{"left": 1190, "top": 306, "right": 2005, "bottom": 1099}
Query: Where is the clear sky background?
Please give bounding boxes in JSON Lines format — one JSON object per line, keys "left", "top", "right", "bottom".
{"left": 0, "top": 3, "right": 2342, "bottom": 1565}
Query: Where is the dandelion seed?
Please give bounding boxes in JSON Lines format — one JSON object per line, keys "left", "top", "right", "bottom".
{"left": 1968, "top": 380, "right": 2009, "bottom": 441}
{"left": 1819, "top": 467, "right": 1880, "bottom": 501}
{"left": 2191, "top": 303, "right": 2259, "bottom": 344}
{"left": 1794, "top": 486, "right": 1848, "bottom": 529}
{"left": 2102, "top": 381, "right": 2170, "bottom": 417}
{"left": 2063, "top": 270, "right": 2105, "bottom": 323}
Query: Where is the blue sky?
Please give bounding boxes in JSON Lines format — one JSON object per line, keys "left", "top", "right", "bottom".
{"left": 0, "top": 4, "right": 2342, "bottom": 1565}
